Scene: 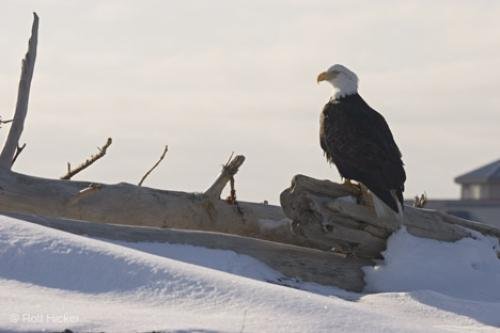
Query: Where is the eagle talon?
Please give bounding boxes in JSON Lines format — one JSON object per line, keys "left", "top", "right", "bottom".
{"left": 358, "top": 184, "right": 375, "bottom": 209}
{"left": 342, "top": 178, "right": 361, "bottom": 194}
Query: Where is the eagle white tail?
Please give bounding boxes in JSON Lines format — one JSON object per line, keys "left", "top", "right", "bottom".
{"left": 372, "top": 190, "right": 404, "bottom": 221}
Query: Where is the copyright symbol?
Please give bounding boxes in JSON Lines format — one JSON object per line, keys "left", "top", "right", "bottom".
{"left": 10, "top": 313, "right": 20, "bottom": 323}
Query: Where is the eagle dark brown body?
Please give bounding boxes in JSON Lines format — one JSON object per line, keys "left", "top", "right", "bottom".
{"left": 320, "top": 93, "right": 406, "bottom": 212}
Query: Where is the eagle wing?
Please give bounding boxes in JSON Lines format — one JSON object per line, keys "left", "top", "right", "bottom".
{"left": 321, "top": 97, "right": 406, "bottom": 211}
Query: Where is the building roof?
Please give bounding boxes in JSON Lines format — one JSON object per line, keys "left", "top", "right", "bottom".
{"left": 455, "top": 159, "right": 500, "bottom": 184}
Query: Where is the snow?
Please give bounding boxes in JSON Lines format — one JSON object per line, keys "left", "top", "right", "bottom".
{"left": 364, "top": 228, "right": 500, "bottom": 302}
{"left": 0, "top": 215, "right": 499, "bottom": 332}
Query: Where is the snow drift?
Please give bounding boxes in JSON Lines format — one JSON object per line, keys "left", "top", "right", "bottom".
{"left": 0, "top": 215, "right": 499, "bottom": 332}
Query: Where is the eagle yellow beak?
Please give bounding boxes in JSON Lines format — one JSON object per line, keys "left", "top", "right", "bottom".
{"left": 317, "top": 71, "right": 329, "bottom": 83}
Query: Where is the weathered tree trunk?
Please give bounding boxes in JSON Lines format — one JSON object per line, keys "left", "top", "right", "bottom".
{"left": 280, "top": 174, "right": 500, "bottom": 259}
{"left": 0, "top": 168, "right": 300, "bottom": 246}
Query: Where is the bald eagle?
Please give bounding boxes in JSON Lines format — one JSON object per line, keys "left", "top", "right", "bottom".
{"left": 317, "top": 64, "right": 406, "bottom": 213}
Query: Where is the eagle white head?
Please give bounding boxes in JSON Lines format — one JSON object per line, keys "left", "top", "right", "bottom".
{"left": 317, "top": 64, "right": 359, "bottom": 99}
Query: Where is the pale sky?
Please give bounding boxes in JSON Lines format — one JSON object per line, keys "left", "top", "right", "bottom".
{"left": 1, "top": 1, "right": 499, "bottom": 204}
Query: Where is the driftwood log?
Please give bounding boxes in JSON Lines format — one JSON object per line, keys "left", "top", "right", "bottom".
{"left": 1, "top": 14, "right": 499, "bottom": 292}
{"left": 8, "top": 213, "right": 370, "bottom": 292}
{"left": 280, "top": 174, "right": 500, "bottom": 260}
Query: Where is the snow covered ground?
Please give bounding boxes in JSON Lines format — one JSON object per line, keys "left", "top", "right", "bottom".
{"left": 0, "top": 214, "right": 499, "bottom": 332}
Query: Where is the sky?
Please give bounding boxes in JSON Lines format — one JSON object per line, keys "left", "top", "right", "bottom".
{"left": 1, "top": 1, "right": 499, "bottom": 204}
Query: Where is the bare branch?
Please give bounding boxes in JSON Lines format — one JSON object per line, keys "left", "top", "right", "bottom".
{"left": 61, "top": 138, "right": 112, "bottom": 180}
{"left": 0, "top": 118, "right": 14, "bottom": 128}
{"left": 205, "top": 154, "right": 245, "bottom": 199}
{"left": 0, "top": 13, "right": 39, "bottom": 169}
{"left": 11, "top": 143, "right": 27, "bottom": 166}
{"left": 138, "top": 145, "right": 168, "bottom": 186}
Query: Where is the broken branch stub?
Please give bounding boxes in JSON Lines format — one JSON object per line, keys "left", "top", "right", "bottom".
{"left": 205, "top": 154, "right": 245, "bottom": 199}
{"left": 11, "top": 143, "right": 27, "bottom": 166}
